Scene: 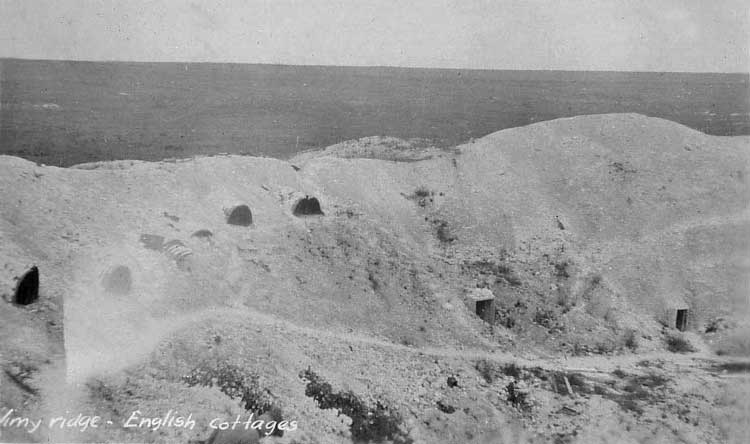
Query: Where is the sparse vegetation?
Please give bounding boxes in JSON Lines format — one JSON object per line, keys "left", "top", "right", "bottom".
{"left": 533, "top": 307, "right": 557, "bottom": 329}
{"left": 612, "top": 368, "right": 628, "bottom": 379}
{"left": 611, "top": 372, "right": 670, "bottom": 415}
{"left": 495, "top": 309, "right": 517, "bottom": 329}
{"left": 299, "top": 368, "right": 412, "bottom": 444}
{"left": 413, "top": 186, "right": 431, "bottom": 198}
{"left": 609, "top": 161, "right": 637, "bottom": 175}
{"left": 367, "top": 271, "right": 380, "bottom": 292}
{"left": 712, "top": 326, "right": 750, "bottom": 356}
{"left": 595, "top": 340, "right": 616, "bottom": 355}
{"left": 713, "top": 362, "right": 750, "bottom": 373}
{"left": 436, "top": 400, "right": 456, "bottom": 414}
{"left": 527, "top": 366, "right": 669, "bottom": 416}
{"left": 406, "top": 186, "right": 434, "bottom": 207}
{"left": 555, "top": 288, "right": 576, "bottom": 312}
{"left": 623, "top": 329, "right": 639, "bottom": 351}
{"left": 182, "top": 362, "right": 276, "bottom": 414}
{"left": 705, "top": 317, "right": 737, "bottom": 333}
{"left": 505, "top": 381, "right": 532, "bottom": 411}
{"left": 666, "top": 332, "right": 697, "bottom": 353}
{"left": 554, "top": 261, "right": 571, "bottom": 279}
{"left": 501, "top": 363, "right": 522, "bottom": 378}
{"left": 464, "top": 260, "right": 521, "bottom": 286}
{"left": 434, "top": 219, "right": 457, "bottom": 243}
{"left": 474, "top": 359, "right": 496, "bottom": 383}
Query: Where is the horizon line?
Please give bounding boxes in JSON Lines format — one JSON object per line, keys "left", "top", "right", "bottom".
{"left": 2, "top": 56, "right": 748, "bottom": 76}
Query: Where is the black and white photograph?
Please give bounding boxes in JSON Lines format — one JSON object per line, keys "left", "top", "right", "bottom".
{"left": 1, "top": 1, "right": 749, "bottom": 443}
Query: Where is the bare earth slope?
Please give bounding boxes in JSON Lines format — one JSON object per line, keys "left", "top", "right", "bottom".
{"left": 1, "top": 114, "right": 749, "bottom": 443}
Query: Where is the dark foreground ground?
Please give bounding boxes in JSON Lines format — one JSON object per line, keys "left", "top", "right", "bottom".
{"left": 1, "top": 58, "right": 749, "bottom": 166}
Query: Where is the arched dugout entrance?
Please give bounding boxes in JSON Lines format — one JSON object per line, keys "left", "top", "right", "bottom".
{"left": 293, "top": 196, "right": 324, "bottom": 216}
{"left": 14, "top": 266, "right": 39, "bottom": 305}
{"left": 225, "top": 204, "right": 253, "bottom": 226}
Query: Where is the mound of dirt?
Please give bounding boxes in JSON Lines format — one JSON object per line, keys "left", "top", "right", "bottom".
{"left": 1, "top": 114, "right": 748, "bottom": 443}
{"left": 290, "top": 136, "right": 451, "bottom": 163}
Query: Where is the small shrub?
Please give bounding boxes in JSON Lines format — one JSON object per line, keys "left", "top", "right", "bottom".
{"left": 666, "top": 333, "right": 696, "bottom": 353}
{"left": 554, "top": 261, "right": 570, "bottom": 279}
{"left": 413, "top": 186, "right": 432, "bottom": 198}
{"left": 400, "top": 335, "right": 415, "bottom": 347}
{"left": 712, "top": 326, "right": 750, "bottom": 356}
{"left": 299, "top": 368, "right": 412, "bottom": 444}
{"left": 408, "top": 186, "right": 434, "bottom": 207}
{"left": 556, "top": 287, "right": 577, "bottom": 312}
{"left": 465, "top": 260, "right": 521, "bottom": 286}
{"left": 434, "top": 220, "right": 456, "bottom": 243}
{"left": 182, "top": 362, "right": 275, "bottom": 414}
{"left": 618, "top": 398, "right": 644, "bottom": 415}
{"left": 495, "top": 309, "right": 517, "bottom": 329}
{"left": 506, "top": 381, "right": 532, "bottom": 411}
{"left": 705, "top": 317, "right": 737, "bottom": 333}
{"left": 635, "top": 373, "right": 669, "bottom": 389}
{"left": 475, "top": 359, "right": 495, "bottom": 383}
{"left": 504, "top": 274, "right": 523, "bottom": 287}
{"left": 501, "top": 363, "right": 522, "bottom": 378}
{"left": 595, "top": 340, "right": 616, "bottom": 354}
{"left": 533, "top": 307, "right": 557, "bottom": 329}
{"left": 623, "top": 329, "right": 639, "bottom": 351}
{"left": 610, "top": 161, "right": 637, "bottom": 174}
{"left": 367, "top": 271, "right": 380, "bottom": 291}
{"left": 572, "top": 341, "right": 589, "bottom": 356}
{"left": 436, "top": 400, "right": 456, "bottom": 414}
{"left": 714, "top": 362, "right": 750, "bottom": 373}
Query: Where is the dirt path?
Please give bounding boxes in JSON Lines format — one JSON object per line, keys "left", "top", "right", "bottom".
{"left": 157, "top": 305, "right": 736, "bottom": 376}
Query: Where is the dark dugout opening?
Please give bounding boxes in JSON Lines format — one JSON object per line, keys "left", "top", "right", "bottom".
{"left": 14, "top": 266, "right": 39, "bottom": 305}
{"left": 475, "top": 299, "right": 494, "bottom": 323}
{"left": 226, "top": 205, "right": 253, "bottom": 226}
{"left": 676, "top": 309, "right": 689, "bottom": 331}
{"left": 293, "top": 196, "right": 324, "bottom": 217}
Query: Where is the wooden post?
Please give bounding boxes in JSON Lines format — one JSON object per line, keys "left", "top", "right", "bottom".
{"left": 563, "top": 375, "right": 574, "bottom": 397}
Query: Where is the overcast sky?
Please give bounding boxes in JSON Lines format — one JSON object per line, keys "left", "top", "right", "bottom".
{"left": 0, "top": 0, "right": 747, "bottom": 72}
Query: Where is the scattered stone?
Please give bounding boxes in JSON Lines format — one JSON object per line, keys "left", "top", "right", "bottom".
{"left": 436, "top": 400, "right": 456, "bottom": 414}
{"left": 191, "top": 229, "right": 213, "bottom": 239}
{"left": 163, "top": 211, "right": 180, "bottom": 222}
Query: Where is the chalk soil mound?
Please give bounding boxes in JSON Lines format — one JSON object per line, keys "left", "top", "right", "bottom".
{"left": 1, "top": 114, "right": 748, "bottom": 443}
